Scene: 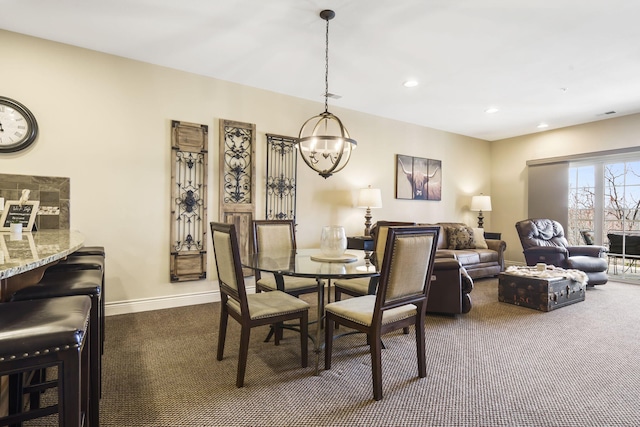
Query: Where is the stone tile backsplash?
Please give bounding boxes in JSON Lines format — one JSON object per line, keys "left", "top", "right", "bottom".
{"left": 0, "top": 173, "right": 70, "bottom": 230}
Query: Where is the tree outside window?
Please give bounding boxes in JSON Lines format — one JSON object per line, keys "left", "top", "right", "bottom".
{"left": 568, "top": 160, "right": 640, "bottom": 247}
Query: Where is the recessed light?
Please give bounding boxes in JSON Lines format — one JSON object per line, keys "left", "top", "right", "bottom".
{"left": 485, "top": 108, "right": 499, "bottom": 114}
{"left": 537, "top": 123, "right": 549, "bottom": 129}
{"left": 403, "top": 80, "right": 418, "bottom": 88}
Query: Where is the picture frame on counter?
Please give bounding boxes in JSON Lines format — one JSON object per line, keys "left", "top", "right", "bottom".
{"left": 0, "top": 200, "right": 39, "bottom": 231}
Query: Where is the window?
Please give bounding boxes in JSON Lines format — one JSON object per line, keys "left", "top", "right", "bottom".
{"left": 530, "top": 147, "right": 640, "bottom": 282}
{"left": 568, "top": 165, "right": 596, "bottom": 245}
{"left": 603, "top": 161, "right": 640, "bottom": 234}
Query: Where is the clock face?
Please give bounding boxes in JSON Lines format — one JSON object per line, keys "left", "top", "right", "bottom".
{"left": 0, "top": 97, "right": 38, "bottom": 153}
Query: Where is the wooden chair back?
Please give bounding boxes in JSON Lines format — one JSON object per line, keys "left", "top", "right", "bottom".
{"left": 251, "top": 220, "right": 297, "bottom": 282}
{"left": 371, "top": 221, "right": 416, "bottom": 259}
{"left": 252, "top": 220, "right": 296, "bottom": 252}
{"left": 374, "top": 226, "right": 439, "bottom": 319}
{"left": 210, "top": 222, "right": 249, "bottom": 319}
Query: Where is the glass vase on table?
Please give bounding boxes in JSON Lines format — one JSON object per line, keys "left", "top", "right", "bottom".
{"left": 320, "top": 226, "right": 347, "bottom": 258}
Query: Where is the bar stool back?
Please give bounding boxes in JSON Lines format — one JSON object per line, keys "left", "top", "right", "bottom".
{"left": 0, "top": 295, "right": 91, "bottom": 427}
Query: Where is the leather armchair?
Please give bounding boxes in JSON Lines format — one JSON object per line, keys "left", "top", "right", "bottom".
{"left": 515, "top": 218, "right": 608, "bottom": 285}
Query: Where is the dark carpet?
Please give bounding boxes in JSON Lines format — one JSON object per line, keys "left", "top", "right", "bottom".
{"left": 33, "top": 278, "right": 640, "bottom": 426}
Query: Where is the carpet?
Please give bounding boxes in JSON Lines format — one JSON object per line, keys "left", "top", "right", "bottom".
{"left": 29, "top": 278, "right": 640, "bottom": 426}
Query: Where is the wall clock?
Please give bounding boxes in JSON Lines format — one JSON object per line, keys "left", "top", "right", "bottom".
{"left": 0, "top": 96, "right": 39, "bottom": 153}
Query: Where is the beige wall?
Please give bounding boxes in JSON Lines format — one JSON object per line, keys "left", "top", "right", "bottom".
{"left": 492, "top": 114, "right": 640, "bottom": 263}
{"left": 1, "top": 30, "right": 492, "bottom": 312}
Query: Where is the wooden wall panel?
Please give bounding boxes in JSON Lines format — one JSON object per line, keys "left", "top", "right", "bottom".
{"left": 170, "top": 120, "right": 208, "bottom": 282}
{"left": 219, "top": 119, "right": 256, "bottom": 276}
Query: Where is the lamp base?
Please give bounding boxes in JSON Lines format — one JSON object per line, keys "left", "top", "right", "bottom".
{"left": 477, "top": 211, "right": 484, "bottom": 228}
{"left": 363, "top": 208, "right": 373, "bottom": 236}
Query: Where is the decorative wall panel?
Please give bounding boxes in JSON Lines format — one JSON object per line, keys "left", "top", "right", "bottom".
{"left": 265, "top": 134, "right": 297, "bottom": 221}
{"left": 170, "top": 121, "right": 208, "bottom": 282}
{"left": 219, "top": 119, "right": 255, "bottom": 276}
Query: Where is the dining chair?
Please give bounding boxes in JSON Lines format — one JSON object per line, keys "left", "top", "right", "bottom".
{"left": 251, "top": 220, "right": 319, "bottom": 298}
{"left": 333, "top": 221, "right": 415, "bottom": 302}
{"left": 252, "top": 220, "right": 320, "bottom": 341}
{"left": 324, "top": 225, "right": 439, "bottom": 401}
{"left": 210, "top": 222, "right": 310, "bottom": 387}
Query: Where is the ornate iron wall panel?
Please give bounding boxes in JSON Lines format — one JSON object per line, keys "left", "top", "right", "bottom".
{"left": 219, "top": 119, "right": 256, "bottom": 276}
{"left": 265, "top": 134, "right": 297, "bottom": 221}
{"left": 170, "top": 120, "right": 208, "bottom": 282}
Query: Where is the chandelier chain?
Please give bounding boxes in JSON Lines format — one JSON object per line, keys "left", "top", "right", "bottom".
{"left": 324, "top": 16, "right": 330, "bottom": 113}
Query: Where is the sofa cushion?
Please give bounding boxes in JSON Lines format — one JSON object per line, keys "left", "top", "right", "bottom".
{"left": 476, "top": 249, "right": 499, "bottom": 263}
{"left": 472, "top": 227, "right": 488, "bottom": 249}
{"left": 454, "top": 250, "right": 481, "bottom": 265}
{"left": 447, "top": 226, "right": 476, "bottom": 250}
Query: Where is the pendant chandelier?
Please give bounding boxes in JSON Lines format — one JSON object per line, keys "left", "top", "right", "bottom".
{"left": 297, "top": 9, "right": 357, "bottom": 179}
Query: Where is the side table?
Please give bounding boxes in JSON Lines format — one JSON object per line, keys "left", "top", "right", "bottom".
{"left": 347, "top": 236, "right": 374, "bottom": 251}
{"left": 484, "top": 231, "right": 501, "bottom": 240}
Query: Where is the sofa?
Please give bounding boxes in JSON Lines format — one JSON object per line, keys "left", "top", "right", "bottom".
{"left": 425, "top": 222, "right": 507, "bottom": 280}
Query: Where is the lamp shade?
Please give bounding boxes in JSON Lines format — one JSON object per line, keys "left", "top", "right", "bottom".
{"left": 357, "top": 187, "right": 382, "bottom": 208}
{"left": 471, "top": 195, "right": 492, "bottom": 212}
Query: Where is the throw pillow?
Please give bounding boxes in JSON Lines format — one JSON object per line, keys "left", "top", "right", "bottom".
{"left": 472, "top": 227, "right": 488, "bottom": 249}
{"left": 447, "top": 226, "right": 476, "bottom": 250}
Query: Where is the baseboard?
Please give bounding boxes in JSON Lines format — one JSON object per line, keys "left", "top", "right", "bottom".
{"left": 105, "top": 285, "right": 255, "bottom": 316}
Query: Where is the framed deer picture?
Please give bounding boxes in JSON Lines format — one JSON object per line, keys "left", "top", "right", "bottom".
{"left": 396, "top": 154, "right": 442, "bottom": 200}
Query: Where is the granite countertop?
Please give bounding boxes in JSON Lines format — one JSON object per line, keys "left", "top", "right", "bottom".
{"left": 0, "top": 229, "right": 84, "bottom": 279}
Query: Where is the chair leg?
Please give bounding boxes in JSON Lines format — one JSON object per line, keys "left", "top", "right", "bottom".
{"left": 324, "top": 315, "right": 334, "bottom": 370}
{"left": 217, "top": 305, "right": 228, "bottom": 361}
{"left": 333, "top": 289, "right": 341, "bottom": 330}
{"left": 319, "top": 284, "right": 325, "bottom": 329}
{"left": 370, "top": 331, "right": 383, "bottom": 401}
{"left": 236, "top": 326, "right": 251, "bottom": 388}
{"left": 60, "top": 350, "right": 83, "bottom": 427}
{"left": 264, "top": 326, "right": 275, "bottom": 343}
{"left": 88, "top": 297, "right": 100, "bottom": 427}
{"left": 416, "top": 315, "right": 427, "bottom": 378}
{"left": 300, "top": 311, "right": 308, "bottom": 368}
{"left": 273, "top": 323, "right": 280, "bottom": 346}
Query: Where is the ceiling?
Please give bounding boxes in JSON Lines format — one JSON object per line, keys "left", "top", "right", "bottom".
{"left": 3, "top": 0, "right": 640, "bottom": 141}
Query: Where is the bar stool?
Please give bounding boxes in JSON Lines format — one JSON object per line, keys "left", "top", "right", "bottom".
{"left": 0, "top": 295, "right": 91, "bottom": 427}
{"left": 46, "top": 253, "right": 106, "bottom": 355}
{"left": 70, "top": 246, "right": 105, "bottom": 257}
{"left": 10, "top": 270, "right": 103, "bottom": 427}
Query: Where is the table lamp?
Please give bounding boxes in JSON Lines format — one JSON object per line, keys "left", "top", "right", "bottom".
{"left": 471, "top": 194, "right": 492, "bottom": 228}
{"left": 357, "top": 186, "right": 382, "bottom": 236}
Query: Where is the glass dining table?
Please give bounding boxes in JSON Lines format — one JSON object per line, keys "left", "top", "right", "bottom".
{"left": 243, "top": 248, "right": 380, "bottom": 374}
